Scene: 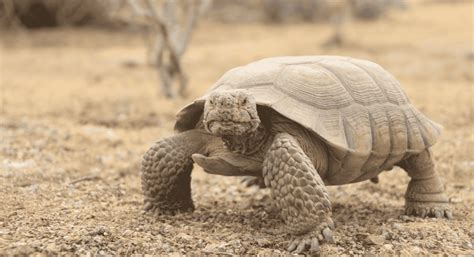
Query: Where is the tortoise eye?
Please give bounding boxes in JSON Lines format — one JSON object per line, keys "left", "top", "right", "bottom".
{"left": 241, "top": 99, "right": 247, "bottom": 105}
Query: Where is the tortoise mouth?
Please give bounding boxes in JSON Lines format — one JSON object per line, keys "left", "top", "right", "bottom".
{"left": 206, "top": 119, "right": 256, "bottom": 136}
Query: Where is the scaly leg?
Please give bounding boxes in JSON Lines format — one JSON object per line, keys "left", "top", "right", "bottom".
{"left": 263, "top": 133, "right": 334, "bottom": 254}
{"left": 399, "top": 149, "right": 452, "bottom": 219}
{"left": 141, "top": 130, "right": 215, "bottom": 215}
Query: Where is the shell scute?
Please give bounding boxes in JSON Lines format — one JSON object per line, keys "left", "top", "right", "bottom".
{"left": 312, "top": 59, "right": 388, "bottom": 106}
{"left": 348, "top": 59, "right": 409, "bottom": 105}
{"left": 275, "top": 65, "right": 353, "bottom": 109}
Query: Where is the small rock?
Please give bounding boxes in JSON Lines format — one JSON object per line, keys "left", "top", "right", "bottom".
{"left": 161, "top": 243, "right": 173, "bottom": 252}
{"left": 93, "top": 235, "right": 103, "bottom": 243}
{"left": 203, "top": 243, "right": 224, "bottom": 252}
{"left": 367, "top": 234, "right": 385, "bottom": 245}
{"left": 381, "top": 230, "right": 392, "bottom": 240}
{"left": 90, "top": 226, "right": 109, "bottom": 236}
{"left": 399, "top": 215, "right": 415, "bottom": 222}
{"left": 450, "top": 197, "right": 463, "bottom": 203}
{"left": 176, "top": 232, "right": 193, "bottom": 242}
{"left": 383, "top": 244, "right": 393, "bottom": 250}
{"left": 411, "top": 246, "right": 422, "bottom": 254}
{"left": 392, "top": 223, "right": 403, "bottom": 230}
{"left": 2, "top": 159, "right": 35, "bottom": 170}
{"left": 256, "top": 237, "right": 271, "bottom": 247}
{"left": 46, "top": 243, "right": 59, "bottom": 252}
{"left": 123, "top": 229, "right": 133, "bottom": 236}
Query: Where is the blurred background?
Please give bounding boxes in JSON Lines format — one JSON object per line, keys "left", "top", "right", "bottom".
{"left": 1, "top": 0, "right": 473, "bottom": 255}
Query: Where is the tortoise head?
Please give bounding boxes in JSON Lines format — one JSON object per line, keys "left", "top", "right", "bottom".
{"left": 203, "top": 90, "right": 260, "bottom": 137}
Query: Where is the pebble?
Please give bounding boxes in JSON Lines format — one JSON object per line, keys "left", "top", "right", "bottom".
{"left": 256, "top": 237, "right": 271, "bottom": 247}
{"left": 392, "top": 223, "right": 403, "bottom": 230}
{"left": 46, "top": 243, "right": 59, "bottom": 252}
{"left": 411, "top": 246, "right": 422, "bottom": 254}
{"left": 203, "top": 243, "right": 226, "bottom": 252}
{"left": 450, "top": 197, "right": 463, "bottom": 203}
{"left": 176, "top": 232, "right": 193, "bottom": 242}
{"left": 2, "top": 159, "right": 36, "bottom": 170}
{"left": 367, "top": 234, "right": 385, "bottom": 245}
{"left": 90, "top": 226, "right": 109, "bottom": 236}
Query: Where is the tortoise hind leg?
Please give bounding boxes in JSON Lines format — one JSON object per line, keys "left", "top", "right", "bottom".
{"left": 399, "top": 149, "right": 452, "bottom": 219}
{"left": 263, "top": 133, "right": 334, "bottom": 253}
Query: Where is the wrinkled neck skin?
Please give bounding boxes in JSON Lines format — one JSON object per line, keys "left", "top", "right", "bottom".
{"left": 221, "top": 123, "right": 270, "bottom": 158}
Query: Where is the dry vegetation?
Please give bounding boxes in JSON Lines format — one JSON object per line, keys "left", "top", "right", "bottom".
{"left": 0, "top": 1, "right": 473, "bottom": 255}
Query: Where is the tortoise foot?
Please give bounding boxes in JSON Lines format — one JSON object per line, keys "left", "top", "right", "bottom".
{"left": 405, "top": 201, "right": 452, "bottom": 219}
{"left": 287, "top": 223, "right": 336, "bottom": 254}
{"left": 402, "top": 151, "right": 452, "bottom": 219}
{"left": 144, "top": 200, "right": 194, "bottom": 216}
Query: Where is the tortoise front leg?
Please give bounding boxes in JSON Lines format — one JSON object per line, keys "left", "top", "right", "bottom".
{"left": 141, "top": 130, "right": 214, "bottom": 215}
{"left": 263, "top": 133, "right": 334, "bottom": 254}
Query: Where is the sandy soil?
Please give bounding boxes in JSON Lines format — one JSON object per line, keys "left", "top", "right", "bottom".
{"left": 1, "top": 1, "right": 473, "bottom": 255}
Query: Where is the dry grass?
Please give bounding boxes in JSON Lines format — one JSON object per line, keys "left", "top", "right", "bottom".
{"left": 0, "top": 1, "right": 473, "bottom": 255}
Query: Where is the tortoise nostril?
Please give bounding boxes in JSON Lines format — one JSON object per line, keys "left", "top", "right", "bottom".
{"left": 219, "top": 98, "right": 233, "bottom": 108}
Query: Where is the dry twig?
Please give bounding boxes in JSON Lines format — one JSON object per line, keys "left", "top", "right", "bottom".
{"left": 69, "top": 175, "right": 101, "bottom": 185}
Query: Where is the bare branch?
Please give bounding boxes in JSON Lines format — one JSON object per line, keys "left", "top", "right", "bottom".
{"left": 1, "top": 0, "right": 21, "bottom": 26}
{"left": 127, "top": 0, "right": 209, "bottom": 98}
{"left": 69, "top": 175, "right": 101, "bottom": 185}
{"left": 127, "top": 0, "right": 153, "bottom": 18}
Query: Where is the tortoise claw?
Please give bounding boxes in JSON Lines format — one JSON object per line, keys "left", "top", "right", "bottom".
{"left": 287, "top": 225, "right": 335, "bottom": 254}
{"left": 405, "top": 202, "right": 452, "bottom": 219}
{"left": 295, "top": 239, "right": 309, "bottom": 253}
{"left": 287, "top": 240, "right": 298, "bottom": 252}
{"left": 419, "top": 209, "right": 427, "bottom": 218}
{"left": 445, "top": 210, "right": 453, "bottom": 219}
{"left": 322, "top": 227, "right": 335, "bottom": 244}
{"left": 310, "top": 238, "right": 320, "bottom": 253}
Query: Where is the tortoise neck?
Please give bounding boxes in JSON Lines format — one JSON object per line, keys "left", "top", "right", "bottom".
{"left": 222, "top": 124, "right": 269, "bottom": 156}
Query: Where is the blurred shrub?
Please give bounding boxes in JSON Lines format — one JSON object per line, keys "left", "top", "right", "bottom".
{"left": 0, "top": 0, "right": 123, "bottom": 28}
{"left": 207, "top": 0, "right": 407, "bottom": 23}
{"left": 262, "top": 0, "right": 328, "bottom": 22}
{"left": 206, "top": 0, "right": 263, "bottom": 23}
{"left": 0, "top": 0, "right": 408, "bottom": 29}
{"left": 353, "top": 0, "right": 407, "bottom": 20}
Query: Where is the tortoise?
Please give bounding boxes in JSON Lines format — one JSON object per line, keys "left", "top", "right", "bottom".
{"left": 141, "top": 56, "right": 452, "bottom": 253}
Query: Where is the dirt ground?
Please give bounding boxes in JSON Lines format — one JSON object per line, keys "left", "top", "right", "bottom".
{"left": 1, "top": 1, "right": 473, "bottom": 255}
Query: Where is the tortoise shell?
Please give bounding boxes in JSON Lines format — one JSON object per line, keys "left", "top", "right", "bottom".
{"left": 175, "top": 56, "right": 442, "bottom": 182}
